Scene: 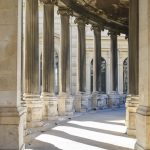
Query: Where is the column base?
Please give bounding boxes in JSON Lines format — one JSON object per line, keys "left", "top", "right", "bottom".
{"left": 126, "top": 95, "right": 139, "bottom": 136}
{"left": 57, "top": 93, "right": 66, "bottom": 116}
{"left": 74, "top": 92, "right": 90, "bottom": 112}
{"left": 41, "top": 93, "right": 58, "bottom": 121}
{"left": 23, "top": 93, "right": 43, "bottom": 128}
{"left": 65, "top": 95, "right": 74, "bottom": 116}
{"left": 0, "top": 107, "right": 26, "bottom": 150}
{"left": 135, "top": 142, "right": 150, "bottom": 150}
{"left": 125, "top": 95, "right": 131, "bottom": 126}
{"left": 135, "top": 105, "right": 150, "bottom": 150}
{"left": 108, "top": 91, "right": 120, "bottom": 108}
{"left": 98, "top": 94, "right": 108, "bottom": 109}
{"left": 92, "top": 92, "right": 99, "bottom": 109}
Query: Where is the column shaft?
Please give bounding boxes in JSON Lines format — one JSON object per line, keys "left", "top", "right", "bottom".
{"left": 42, "top": 4, "right": 54, "bottom": 94}
{"left": 93, "top": 25, "right": 101, "bottom": 92}
{"left": 58, "top": 9, "right": 71, "bottom": 93}
{"left": 128, "top": 0, "right": 139, "bottom": 95}
{"left": 110, "top": 33, "right": 118, "bottom": 91}
{"left": 76, "top": 18, "right": 86, "bottom": 92}
{"left": 25, "top": 0, "right": 39, "bottom": 94}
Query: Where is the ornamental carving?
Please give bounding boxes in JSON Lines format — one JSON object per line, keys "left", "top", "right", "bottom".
{"left": 91, "top": 24, "right": 104, "bottom": 33}
{"left": 74, "top": 17, "right": 88, "bottom": 27}
{"left": 57, "top": 8, "right": 73, "bottom": 16}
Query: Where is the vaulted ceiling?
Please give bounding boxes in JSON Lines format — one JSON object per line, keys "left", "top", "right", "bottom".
{"left": 58, "top": 0, "right": 129, "bottom": 34}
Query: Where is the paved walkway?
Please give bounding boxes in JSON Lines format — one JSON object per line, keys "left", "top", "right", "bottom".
{"left": 26, "top": 108, "right": 136, "bottom": 150}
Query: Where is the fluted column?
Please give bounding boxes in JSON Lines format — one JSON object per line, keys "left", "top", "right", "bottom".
{"left": 108, "top": 31, "right": 120, "bottom": 108}
{"left": 135, "top": 1, "right": 150, "bottom": 149}
{"left": 24, "top": 0, "right": 42, "bottom": 127}
{"left": 110, "top": 32, "right": 118, "bottom": 91}
{"left": 92, "top": 25, "right": 102, "bottom": 92}
{"left": 91, "top": 24, "right": 103, "bottom": 109}
{"left": 57, "top": 8, "right": 74, "bottom": 116}
{"left": 74, "top": 17, "right": 88, "bottom": 112}
{"left": 76, "top": 17, "right": 87, "bottom": 93}
{"left": 40, "top": 0, "right": 58, "bottom": 120}
{"left": 125, "top": 0, "right": 139, "bottom": 136}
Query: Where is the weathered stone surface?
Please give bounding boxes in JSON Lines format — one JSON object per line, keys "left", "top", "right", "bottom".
{"left": 0, "top": 0, "right": 25, "bottom": 149}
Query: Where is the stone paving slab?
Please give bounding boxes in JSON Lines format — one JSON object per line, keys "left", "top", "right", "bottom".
{"left": 25, "top": 108, "right": 136, "bottom": 150}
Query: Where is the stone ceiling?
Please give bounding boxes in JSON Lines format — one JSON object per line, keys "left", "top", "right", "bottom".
{"left": 59, "top": 0, "right": 129, "bottom": 34}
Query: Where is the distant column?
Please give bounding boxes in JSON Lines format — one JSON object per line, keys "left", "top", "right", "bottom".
{"left": 108, "top": 31, "right": 120, "bottom": 108}
{"left": 74, "top": 17, "right": 88, "bottom": 112}
{"left": 57, "top": 8, "right": 74, "bottom": 116}
{"left": 91, "top": 24, "right": 103, "bottom": 109}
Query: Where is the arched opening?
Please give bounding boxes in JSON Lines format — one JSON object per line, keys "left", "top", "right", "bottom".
{"left": 101, "top": 57, "right": 106, "bottom": 93}
{"left": 123, "top": 58, "right": 128, "bottom": 94}
{"left": 54, "top": 51, "right": 59, "bottom": 95}
{"left": 90, "top": 59, "right": 93, "bottom": 93}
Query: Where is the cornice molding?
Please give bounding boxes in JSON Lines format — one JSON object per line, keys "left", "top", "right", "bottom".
{"left": 40, "top": 0, "right": 57, "bottom": 5}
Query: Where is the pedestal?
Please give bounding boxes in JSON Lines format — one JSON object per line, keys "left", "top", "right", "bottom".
{"left": 65, "top": 95, "right": 74, "bottom": 116}
{"left": 57, "top": 93, "right": 66, "bottom": 116}
{"left": 23, "top": 94, "right": 43, "bottom": 128}
{"left": 125, "top": 95, "right": 131, "bottom": 126}
{"left": 0, "top": 107, "right": 26, "bottom": 150}
{"left": 108, "top": 91, "right": 120, "bottom": 108}
{"left": 92, "top": 92, "right": 99, "bottom": 109}
{"left": 135, "top": 106, "right": 150, "bottom": 150}
{"left": 74, "top": 92, "right": 89, "bottom": 112}
{"left": 41, "top": 93, "right": 58, "bottom": 121}
{"left": 98, "top": 94, "right": 108, "bottom": 109}
{"left": 126, "top": 95, "right": 139, "bottom": 136}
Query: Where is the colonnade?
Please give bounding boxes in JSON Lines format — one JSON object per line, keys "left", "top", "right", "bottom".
{"left": 23, "top": 0, "right": 121, "bottom": 127}
{"left": 0, "top": 0, "right": 138, "bottom": 149}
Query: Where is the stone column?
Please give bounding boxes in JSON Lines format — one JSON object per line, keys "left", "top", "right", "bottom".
{"left": 57, "top": 8, "right": 74, "bottom": 116}
{"left": 125, "top": 0, "right": 139, "bottom": 136}
{"left": 0, "top": 0, "right": 25, "bottom": 149}
{"left": 91, "top": 24, "right": 105, "bottom": 109}
{"left": 40, "top": 0, "right": 58, "bottom": 120}
{"left": 74, "top": 17, "right": 88, "bottom": 112}
{"left": 108, "top": 31, "right": 120, "bottom": 108}
{"left": 135, "top": 0, "right": 150, "bottom": 149}
{"left": 23, "top": 0, "right": 42, "bottom": 128}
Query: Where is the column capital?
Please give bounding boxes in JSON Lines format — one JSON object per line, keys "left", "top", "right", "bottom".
{"left": 40, "top": 0, "right": 57, "bottom": 4}
{"left": 108, "top": 30, "right": 120, "bottom": 38}
{"left": 74, "top": 17, "right": 88, "bottom": 27}
{"left": 91, "top": 24, "right": 104, "bottom": 33}
{"left": 57, "top": 7, "right": 73, "bottom": 16}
